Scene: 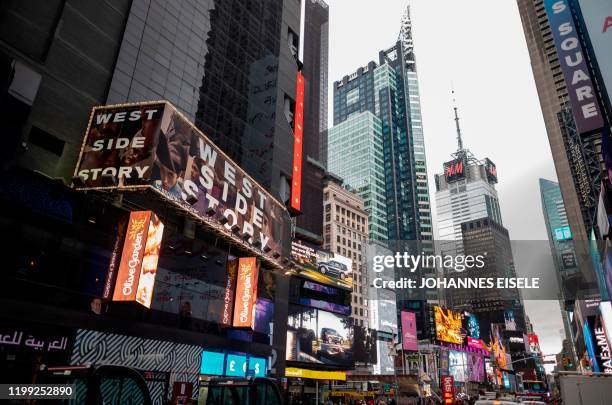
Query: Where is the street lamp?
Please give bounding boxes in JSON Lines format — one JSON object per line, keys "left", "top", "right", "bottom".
{"left": 387, "top": 326, "right": 400, "bottom": 404}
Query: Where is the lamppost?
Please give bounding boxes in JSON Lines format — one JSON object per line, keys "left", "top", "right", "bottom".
{"left": 387, "top": 326, "right": 400, "bottom": 404}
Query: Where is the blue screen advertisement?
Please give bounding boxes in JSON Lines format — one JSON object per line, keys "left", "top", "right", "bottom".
{"left": 200, "top": 351, "right": 225, "bottom": 375}
{"left": 225, "top": 354, "right": 247, "bottom": 377}
{"left": 200, "top": 351, "right": 267, "bottom": 377}
{"left": 248, "top": 356, "right": 267, "bottom": 377}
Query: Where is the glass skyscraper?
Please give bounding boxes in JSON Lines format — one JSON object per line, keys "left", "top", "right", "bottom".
{"left": 540, "top": 178, "right": 579, "bottom": 348}
{"left": 328, "top": 5, "right": 432, "bottom": 246}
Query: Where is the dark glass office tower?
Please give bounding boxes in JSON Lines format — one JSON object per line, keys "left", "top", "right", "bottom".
{"left": 330, "top": 15, "right": 432, "bottom": 244}
{"left": 460, "top": 217, "right": 527, "bottom": 342}
{"left": 0, "top": 0, "right": 301, "bottom": 399}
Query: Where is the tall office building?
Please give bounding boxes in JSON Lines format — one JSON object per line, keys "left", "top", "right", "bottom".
{"left": 322, "top": 176, "right": 369, "bottom": 328}
{"left": 516, "top": 0, "right": 608, "bottom": 240}
{"left": 434, "top": 106, "right": 502, "bottom": 255}
{"left": 327, "top": 111, "right": 387, "bottom": 241}
{"left": 516, "top": 0, "right": 609, "bottom": 298}
{"left": 329, "top": 5, "right": 433, "bottom": 245}
{"left": 0, "top": 0, "right": 302, "bottom": 391}
{"left": 294, "top": 0, "right": 329, "bottom": 242}
{"left": 540, "top": 178, "right": 579, "bottom": 359}
{"left": 461, "top": 217, "right": 526, "bottom": 341}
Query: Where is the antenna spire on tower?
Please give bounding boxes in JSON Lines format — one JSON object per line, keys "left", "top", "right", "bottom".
{"left": 452, "top": 88, "right": 464, "bottom": 152}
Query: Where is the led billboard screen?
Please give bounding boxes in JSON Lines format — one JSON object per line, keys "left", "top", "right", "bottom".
{"left": 443, "top": 158, "right": 465, "bottom": 183}
{"left": 74, "top": 102, "right": 289, "bottom": 265}
{"left": 290, "top": 72, "right": 304, "bottom": 213}
{"left": 232, "top": 258, "right": 259, "bottom": 330}
{"left": 435, "top": 306, "right": 463, "bottom": 344}
{"left": 485, "top": 158, "right": 497, "bottom": 184}
{"left": 401, "top": 311, "right": 418, "bottom": 351}
{"left": 109, "top": 210, "right": 164, "bottom": 308}
{"left": 286, "top": 305, "right": 353, "bottom": 367}
{"left": 449, "top": 350, "right": 467, "bottom": 382}
{"left": 290, "top": 239, "right": 353, "bottom": 290}
{"left": 464, "top": 311, "right": 480, "bottom": 339}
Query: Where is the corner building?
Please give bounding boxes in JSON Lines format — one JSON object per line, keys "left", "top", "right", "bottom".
{"left": 0, "top": 1, "right": 302, "bottom": 403}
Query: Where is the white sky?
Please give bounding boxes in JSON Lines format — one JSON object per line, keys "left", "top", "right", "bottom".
{"left": 325, "top": 0, "right": 564, "bottom": 364}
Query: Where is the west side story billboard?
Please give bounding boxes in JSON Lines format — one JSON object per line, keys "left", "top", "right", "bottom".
{"left": 544, "top": 0, "right": 604, "bottom": 135}
{"left": 74, "top": 102, "right": 290, "bottom": 266}
{"left": 576, "top": 0, "right": 612, "bottom": 112}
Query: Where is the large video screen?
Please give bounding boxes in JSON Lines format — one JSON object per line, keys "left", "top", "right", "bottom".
{"left": 286, "top": 305, "right": 353, "bottom": 367}
{"left": 434, "top": 306, "right": 463, "bottom": 344}
{"left": 467, "top": 352, "right": 485, "bottom": 382}
{"left": 290, "top": 240, "right": 353, "bottom": 290}
{"left": 449, "top": 350, "right": 467, "bottom": 382}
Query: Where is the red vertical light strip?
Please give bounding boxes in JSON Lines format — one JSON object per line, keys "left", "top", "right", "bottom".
{"left": 291, "top": 72, "right": 305, "bottom": 213}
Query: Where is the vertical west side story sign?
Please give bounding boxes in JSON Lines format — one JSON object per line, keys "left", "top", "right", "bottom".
{"left": 74, "top": 102, "right": 289, "bottom": 266}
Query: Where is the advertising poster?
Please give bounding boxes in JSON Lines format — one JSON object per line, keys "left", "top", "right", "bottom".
{"left": 449, "top": 350, "right": 467, "bottom": 382}
{"left": 232, "top": 258, "right": 260, "bottom": 329}
{"left": 290, "top": 72, "right": 304, "bottom": 213}
{"left": 220, "top": 259, "right": 238, "bottom": 327}
{"left": 290, "top": 239, "right": 353, "bottom": 290}
{"left": 441, "top": 375, "right": 454, "bottom": 405}
{"left": 401, "top": 311, "right": 418, "bottom": 351}
{"left": 110, "top": 210, "right": 164, "bottom": 308}
{"left": 527, "top": 333, "right": 541, "bottom": 354}
{"left": 286, "top": 305, "right": 353, "bottom": 367}
{"left": 504, "top": 310, "right": 517, "bottom": 331}
{"left": 463, "top": 311, "right": 480, "bottom": 339}
{"left": 467, "top": 352, "right": 485, "bottom": 382}
{"left": 434, "top": 306, "right": 463, "bottom": 344}
{"left": 74, "top": 102, "right": 289, "bottom": 264}
{"left": 443, "top": 157, "right": 466, "bottom": 183}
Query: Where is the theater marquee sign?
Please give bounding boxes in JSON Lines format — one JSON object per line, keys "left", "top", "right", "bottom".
{"left": 74, "top": 101, "right": 289, "bottom": 265}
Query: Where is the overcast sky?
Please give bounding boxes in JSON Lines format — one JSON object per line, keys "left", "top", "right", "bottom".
{"left": 325, "top": 0, "right": 564, "bottom": 363}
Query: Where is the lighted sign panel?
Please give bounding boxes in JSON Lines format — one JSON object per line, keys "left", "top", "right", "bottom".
{"left": 200, "top": 351, "right": 225, "bottom": 375}
{"left": 290, "top": 239, "right": 352, "bottom": 290}
{"left": 441, "top": 375, "right": 454, "bottom": 405}
{"left": 291, "top": 72, "right": 305, "bottom": 213}
{"left": 443, "top": 158, "right": 465, "bottom": 183}
{"left": 543, "top": 0, "right": 604, "bottom": 134}
{"left": 232, "top": 258, "right": 260, "bottom": 329}
{"left": 401, "top": 311, "right": 418, "bottom": 351}
{"left": 434, "top": 306, "right": 463, "bottom": 344}
{"left": 485, "top": 158, "right": 498, "bottom": 184}
{"left": 226, "top": 354, "right": 247, "bottom": 377}
{"left": 111, "top": 211, "right": 164, "bottom": 308}
{"left": 220, "top": 259, "right": 238, "bottom": 327}
{"left": 74, "top": 102, "right": 289, "bottom": 264}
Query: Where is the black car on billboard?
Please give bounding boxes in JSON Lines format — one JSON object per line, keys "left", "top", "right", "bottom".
{"left": 317, "top": 260, "right": 349, "bottom": 279}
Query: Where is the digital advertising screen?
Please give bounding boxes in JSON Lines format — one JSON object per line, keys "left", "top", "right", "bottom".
{"left": 297, "top": 279, "right": 350, "bottom": 316}
{"left": 467, "top": 352, "right": 485, "bottom": 382}
{"left": 463, "top": 311, "right": 480, "bottom": 339}
{"left": 435, "top": 306, "right": 463, "bottom": 344}
{"left": 290, "top": 239, "right": 353, "bottom": 290}
{"left": 286, "top": 305, "right": 353, "bottom": 367}
{"left": 449, "top": 350, "right": 467, "bottom": 382}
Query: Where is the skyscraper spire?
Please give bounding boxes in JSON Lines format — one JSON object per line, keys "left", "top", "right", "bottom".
{"left": 452, "top": 89, "right": 464, "bottom": 152}
{"left": 398, "top": 2, "right": 416, "bottom": 72}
